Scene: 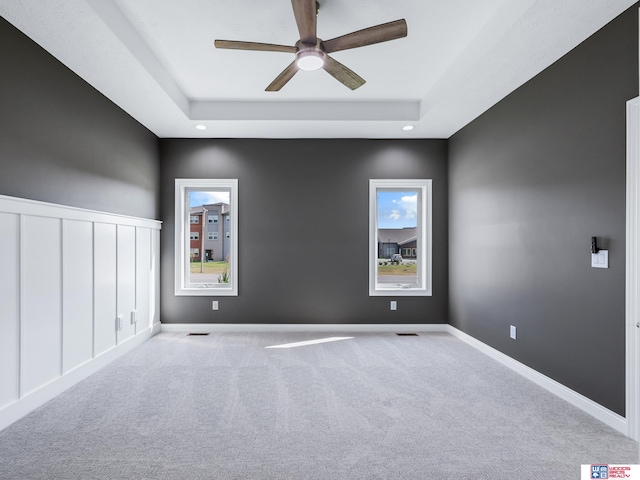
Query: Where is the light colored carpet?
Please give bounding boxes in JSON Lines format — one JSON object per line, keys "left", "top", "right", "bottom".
{"left": 0, "top": 331, "right": 637, "bottom": 479}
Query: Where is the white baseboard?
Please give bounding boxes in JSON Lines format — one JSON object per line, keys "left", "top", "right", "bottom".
{"left": 0, "top": 327, "right": 157, "bottom": 432}
{"left": 160, "top": 323, "right": 449, "bottom": 333}
{"left": 446, "top": 325, "right": 627, "bottom": 436}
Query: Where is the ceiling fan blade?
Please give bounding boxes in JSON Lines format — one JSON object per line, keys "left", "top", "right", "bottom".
{"left": 291, "top": 0, "right": 317, "bottom": 44}
{"left": 323, "top": 55, "right": 366, "bottom": 90}
{"left": 322, "top": 19, "right": 407, "bottom": 54}
{"left": 215, "top": 40, "right": 296, "bottom": 54}
{"left": 266, "top": 61, "right": 300, "bottom": 91}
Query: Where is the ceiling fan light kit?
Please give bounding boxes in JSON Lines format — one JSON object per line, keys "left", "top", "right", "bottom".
{"left": 214, "top": 0, "right": 407, "bottom": 91}
{"left": 295, "top": 43, "right": 325, "bottom": 71}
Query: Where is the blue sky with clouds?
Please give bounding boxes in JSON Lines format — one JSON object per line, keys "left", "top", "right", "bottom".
{"left": 377, "top": 191, "right": 418, "bottom": 229}
{"left": 189, "top": 191, "right": 230, "bottom": 208}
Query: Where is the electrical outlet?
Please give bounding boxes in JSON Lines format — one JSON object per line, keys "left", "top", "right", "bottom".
{"left": 510, "top": 325, "right": 517, "bottom": 340}
{"left": 390, "top": 301, "right": 397, "bottom": 311}
{"left": 212, "top": 301, "right": 219, "bottom": 311}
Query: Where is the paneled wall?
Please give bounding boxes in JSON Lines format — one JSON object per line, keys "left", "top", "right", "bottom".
{"left": 0, "top": 195, "right": 161, "bottom": 430}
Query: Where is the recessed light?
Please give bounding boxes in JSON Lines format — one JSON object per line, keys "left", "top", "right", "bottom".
{"left": 195, "top": 125, "right": 207, "bottom": 130}
{"left": 402, "top": 125, "right": 414, "bottom": 131}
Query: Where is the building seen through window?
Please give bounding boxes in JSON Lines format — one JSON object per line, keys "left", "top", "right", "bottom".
{"left": 188, "top": 196, "right": 231, "bottom": 284}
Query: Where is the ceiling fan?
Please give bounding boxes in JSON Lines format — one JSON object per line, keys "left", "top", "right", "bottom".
{"left": 214, "top": 0, "right": 407, "bottom": 91}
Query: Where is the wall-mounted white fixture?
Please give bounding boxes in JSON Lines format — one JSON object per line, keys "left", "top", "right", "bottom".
{"left": 510, "top": 325, "right": 517, "bottom": 340}
{"left": 592, "top": 250, "right": 609, "bottom": 268}
{"left": 212, "top": 301, "right": 219, "bottom": 311}
{"left": 591, "top": 236, "right": 608, "bottom": 268}
{"left": 390, "top": 300, "right": 397, "bottom": 311}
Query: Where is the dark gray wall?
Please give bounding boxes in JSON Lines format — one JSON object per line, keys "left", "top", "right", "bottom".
{"left": 448, "top": 5, "right": 638, "bottom": 416}
{"left": 0, "top": 17, "right": 159, "bottom": 218}
{"left": 160, "top": 139, "right": 448, "bottom": 325}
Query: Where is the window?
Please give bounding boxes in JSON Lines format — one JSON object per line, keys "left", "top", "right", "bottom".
{"left": 190, "top": 215, "right": 199, "bottom": 224}
{"left": 175, "top": 179, "right": 238, "bottom": 296}
{"left": 369, "top": 179, "right": 432, "bottom": 296}
{"left": 210, "top": 215, "right": 218, "bottom": 224}
{"left": 403, "top": 248, "right": 416, "bottom": 257}
{"left": 226, "top": 231, "right": 230, "bottom": 239}
{"left": 226, "top": 216, "right": 230, "bottom": 222}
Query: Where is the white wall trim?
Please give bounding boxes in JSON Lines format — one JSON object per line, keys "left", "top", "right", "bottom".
{"left": 17, "top": 214, "right": 24, "bottom": 400}
{"left": 627, "top": 96, "right": 640, "bottom": 441}
{"left": 161, "top": 323, "right": 449, "bottom": 333}
{"left": 0, "top": 326, "right": 155, "bottom": 432}
{"left": 446, "top": 325, "right": 627, "bottom": 436}
{"left": 0, "top": 194, "right": 161, "bottom": 433}
{"left": 0, "top": 194, "right": 162, "bottom": 229}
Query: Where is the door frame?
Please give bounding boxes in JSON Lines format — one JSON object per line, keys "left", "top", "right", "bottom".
{"left": 626, "top": 96, "right": 640, "bottom": 441}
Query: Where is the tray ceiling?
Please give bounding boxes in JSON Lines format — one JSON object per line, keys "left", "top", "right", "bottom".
{"left": 0, "top": 0, "right": 635, "bottom": 138}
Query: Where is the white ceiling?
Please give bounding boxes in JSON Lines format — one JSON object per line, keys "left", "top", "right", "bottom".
{"left": 0, "top": 0, "right": 636, "bottom": 139}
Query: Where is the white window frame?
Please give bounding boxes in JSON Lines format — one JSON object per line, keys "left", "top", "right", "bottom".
{"left": 175, "top": 179, "right": 238, "bottom": 296}
{"left": 369, "top": 179, "right": 432, "bottom": 296}
{"left": 190, "top": 231, "right": 199, "bottom": 241}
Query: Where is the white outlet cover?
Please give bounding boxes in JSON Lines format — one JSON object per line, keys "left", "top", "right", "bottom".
{"left": 212, "top": 301, "right": 219, "bottom": 310}
{"left": 510, "top": 325, "right": 516, "bottom": 340}
{"left": 390, "top": 301, "right": 397, "bottom": 311}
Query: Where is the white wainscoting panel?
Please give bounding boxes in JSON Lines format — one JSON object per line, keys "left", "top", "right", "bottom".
{"left": 62, "top": 219, "right": 94, "bottom": 373}
{"left": 21, "top": 216, "right": 63, "bottom": 396}
{"left": 0, "top": 195, "right": 161, "bottom": 432}
{"left": 136, "top": 227, "right": 151, "bottom": 333}
{"left": 0, "top": 213, "right": 20, "bottom": 408}
{"left": 94, "top": 223, "right": 117, "bottom": 357}
{"left": 151, "top": 229, "right": 160, "bottom": 329}
{"left": 117, "top": 225, "right": 136, "bottom": 344}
